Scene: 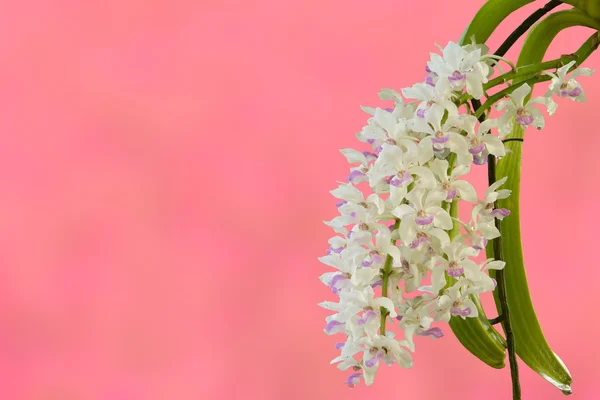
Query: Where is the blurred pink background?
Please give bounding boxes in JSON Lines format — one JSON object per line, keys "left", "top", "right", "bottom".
{"left": 0, "top": 0, "right": 598, "bottom": 399}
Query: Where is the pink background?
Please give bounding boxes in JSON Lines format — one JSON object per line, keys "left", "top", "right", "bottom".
{"left": 0, "top": 0, "right": 598, "bottom": 399}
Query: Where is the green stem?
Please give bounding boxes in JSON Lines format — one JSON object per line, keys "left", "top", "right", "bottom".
{"left": 474, "top": 31, "right": 600, "bottom": 118}
{"left": 489, "top": 151, "right": 522, "bottom": 400}
{"left": 380, "top": 219, "right": 401, "bottom": 334}
{"left": 458, "top": 54, "right": 580, "bottom": 107}
{"left": 471, "top": 96, "right": 522, "bottom": 399}
{"left": 474, "top": 75, "right": 552, "bottom": 119}
{"left": 484, "top": 54, "right": 578, "bottom": 89}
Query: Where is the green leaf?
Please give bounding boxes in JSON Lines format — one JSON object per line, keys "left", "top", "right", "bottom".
{"left": 448, "top": 294, "right": 507, "bottom": 369}
{"left": 447, "top": 199, "right": 506, "bottom": 369}
{"left": 486, "top": 11, "right": 600, "bottom": 395}
{"left": 459, "top": 0, "right": 535, "bottom": 46}
{"left": 490, "top": 125, "right": 573, "bottom": 394}
{"left": 561, "top": 0, "right": 600, "bottom": 19}
{"left": 517, "top": 8, "right": 600, "bottom": 67}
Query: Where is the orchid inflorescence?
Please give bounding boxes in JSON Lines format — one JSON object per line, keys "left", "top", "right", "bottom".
{"left": 319, "top": 40, "right": 593, "bottom": 388}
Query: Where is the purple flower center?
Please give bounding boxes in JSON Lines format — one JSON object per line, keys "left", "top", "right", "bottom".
{"left": 324, "top": 320, "right": 346, "bottom": 334}
{"left": 416, "top": 108, "right": 426, "bottom": 118}
{"left": 447, "top": 261, "right": 464, "bottom": 277}
{"left": 365, "top": 351, "right": 384, "bottom": 368}
{"left": 346, "top": 372, "right": 363, "bottom": 388}
{"left": 559, "top": 86, "right": 582, "bottom": 98}
{"left": 473, "top": 154, "right": 487, "bottom": 165}
{"left": 367, "top": 138, "right": 376, "bottom": 144}
{"left": 363, "top": 151, "right": 378, "bottom": 162}
{"left": 390, "top": 171, "right": 413, "bottom": 187}
{"left": 448, "top": 71, "right": 466, "bottom": 83}
{"left": 357, "top": 310, "right": 377, "bottom": 325}
{"left": 410, "top": 235, "right": 430, "bottom": 248}
{"left": 335, "top": 342, "right": 346, "bottom": 350}
{"left": 446, "top": 188, "right": 457, "bottom": 201}
{"left": 415, "top": 213, "right": 434, "bottom": 226}
{"left": 469, "top": 142, "right": 486, "bottom": 155}
{"left": 515, "top": 109, "right": 535, "bottom": 126}
{"left": 329, "top": 274, "right": 348, "bottom": 288}
{"left": 451, "top": 307, "right": 472, "bottom": 317}
{"left": 491, "top": 208, "right": 511, "bottom": 218}
{"left": 431, "top": 134, "right": 450, "bottom": 145}
{"left": 384, "top": 107, "right": 394, "bottom": 112}
{"left": 361, "top": 258, "right": 374, "bottom": 267}
{"left": 347, "top": 170, "right": 365, "bottom": 183}
{"left": 336, "top": 200, "right": 347, "bottom": 208}
{"left": 416, "top": 327, "right": 444, "bottom": 339}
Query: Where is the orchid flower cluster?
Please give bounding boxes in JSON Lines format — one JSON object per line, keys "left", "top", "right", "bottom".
{"left": 319, "top": 41, "right": 593, "bottom": 388}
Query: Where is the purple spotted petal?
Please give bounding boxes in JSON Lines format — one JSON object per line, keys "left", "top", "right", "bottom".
{"left": 559, "top": 87, "right": 582, "bottom": 98}
{"left": 416, "top": 327, "right": 444, "bottom": 339}
{"left": 415, "top": 215, "right": 434, "bottom": 225}
{"left": 425, "top": 76, "right": 435, "bottom": 86}
{"left": 335, "top": 342, "right": 346, "bottom": 350}
{"left": 473, "top": 154, "right": 487, "bottom": 165}
{"left": 365, "top": 351, "right": 383, "bottom": 368}
{"left": 390, "top": 171, "right": 413, "bottom": 187}
{"left": 384, "top": 107, "right": 394, "bottom": 112}
{"left": 447, "top": 266, "right": 464, "bottom": 277}
{"left": 410, "top": 236, "right": 430, "bottom": 248}
{"left": 451, "top": 307, "right": 472, "bottom": 317}
{"left": 516, "top": 113, "right": 535, "bottom": 126}
{"left": 371, "top": 280, "right": 383, "bottom": 288}
{"left": 347, "top": 170, "right": 365, "bottom": 183}
{"left": 325, "top": 320, "right": 346, "bottom": 334}
{"left": 372, "top": 254, "right": 384, "bottom": 264}
{"left": 446, "top": 188, "right": 457, "bottom": 201}
{"left": 345, "top": 372, "right": 363, "bottom": 388}
{"left": 367, "top": 138, "right": 376, "bottom": 144}
{"left": 425, "top": 65, "right": 432, "bottom": 73}
{"left": 361, "top": 259, "right": 374, "bottom": 267}
{"left": 416, "top": 108, "right": 426, "bottom": 118}
{"left": 431, "top": 135, "right": 450, "bottom": 144}
{"left": 491, "top": 208, "right": 511, "bottom": 218}
{"left": 469, "top": 143, "right": 486, "bottom": 155}
{"left": 329, "top": 274, "right": 345, "bottom": 287}
{"left": 330, "top": 246, "right": 344, "bottom": 254}
{"left": 395, "top": 315, "right": 404, "bottom": 321}
{"left": 448, "top": 71, "right": 466, "bottom": 82}
{"left": 357, "top": 310, "right": 377, "bottom": 326}
{"left": 375, "top": 146, "right": 383, "bottom": 153}
{"left": 336, "top": 200, "right": 348, "bottom": 208}
{"left": 363, "top": 151, "right": 378, "bottom": 162}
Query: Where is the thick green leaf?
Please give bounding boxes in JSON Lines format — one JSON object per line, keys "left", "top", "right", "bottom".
{"left": 487, "top": 10, "right": 600, "bottom": 395}
{"left": 447, "top": 198, "right": 507, "bottom": 369}
{"left": 490, "top": 125, "right": 572, "bottom": 394}
{"left": 562, "top": 0, "right": 600, "bottom": 19}
{"left": 448, "top": 294, "right": 506, "bottom": 369}
{"left": 459, "top": 0, "right": 535, "bottom": 45}
{"left": 517, "top": 8, "right": 600, "bottom": 67}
